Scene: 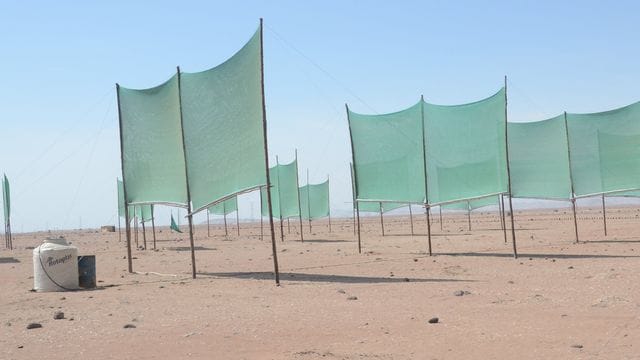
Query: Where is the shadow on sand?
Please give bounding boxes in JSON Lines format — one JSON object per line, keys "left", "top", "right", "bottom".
{"left": 437, "top": 252, "right": 639, "bottom": 260}
{"left": 0, "top": 257, "right": 20, "bottom": 264}
{"left": 198, "top": 271, "right": 474, "bottom": 284}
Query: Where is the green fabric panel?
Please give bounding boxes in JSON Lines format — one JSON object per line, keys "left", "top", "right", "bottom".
{"left": 567, "top": 101, "right": 640, "bottom": 196}
{"left": 424, "top": 88, "right": 507, "bottom": 205}
{"left": 118, "top": 75, "right": 188, "bottom": 206}
{"left": 139, "top": 204, "right": 153, "bottom": 223}
{"left": 180, "top": 27, "right": 266, "bottom": 212}
{"left": 117, "top": 179, "right": 125, "bottom": 218}
{"left": 348, "top": 102, "right": 426, "bottom": 203}
{"left": 2, "top": 174, "right": 10, "bottom": 222}
{"left": 260, "top": 166, "right": 281, "bottom": 219}
{"left": 208, "top": 196, "right": 238, "bottom": 216}
{"left": 170, "top": 214, "right": 182, "bottom": 233}
{"left": 442, "top": 195, "right": 498, "bottom": 211}
{"left": 508, "top": 115, "right": 572, "bottom": 199}
{"left": 299, "top": 180, "right": 330, "bottom": 220}
{"left": 609, "top": 190, "right": 640, "bottom": 197}
{"left": 276, "top": 160, "right": 301, "bottom": 219}
{"left": 357, "top": 201, "right": 407, "bottom": 213}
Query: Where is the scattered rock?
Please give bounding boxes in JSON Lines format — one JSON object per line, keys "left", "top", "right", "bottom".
{"left": 347, "top": 296, "right": 358, "bottom": 301}
{"left": 123, "top": 324, "right": 136, "bottom": 329}
{"left": 428, "top": 317, "right": 439, "bottom": 324}
{"left": 453, "top": 290, "right": 471, "bottom": 296}
{"left": 568, "top": 266, "right": 574, "bottom": 269}
{"left": 571, "top": 344, "right": 583, "bottom": 349}
{"left": 404, "top": 278, "right": 410, "bottom": 282}
{"left": 68, "top": 318, "right": 74, "bottom": 321}
{"left": 18, "top": 345, "right": 23, "bottom": 349}
{"left": 159, "top": 285, "right": 165, "bottom": 289}
{"left": 53, "top": 311, "right": 65, "bottom": 320}
{"left": 26, "top": 323, "right": 42, "bottom": 330}
{"left": 60, "top": 297, "right": 66, "bottom": 300}
{"left": 337, "top": 289, "right": 346, "bottom": 294}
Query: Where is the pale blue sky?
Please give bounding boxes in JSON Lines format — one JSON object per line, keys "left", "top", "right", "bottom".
{"left": 1, "top": 1, "right": 639, "bottom": 231}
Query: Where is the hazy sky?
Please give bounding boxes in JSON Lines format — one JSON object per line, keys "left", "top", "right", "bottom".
{"left": 1, "top": 1, "right": 639, "bottom": 232}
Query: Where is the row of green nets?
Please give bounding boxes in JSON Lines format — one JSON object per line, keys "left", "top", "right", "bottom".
{"left": 260, "top": 159, "right": 301, "bottom": 219}
{"left": 117, "top": 25, "right": 266, "bottom": 215}
{"left": 299, "top": 180, "right": 330, "bottom": 220}
{"left": 208, "top": 196, "right": 238, "bottom": 216}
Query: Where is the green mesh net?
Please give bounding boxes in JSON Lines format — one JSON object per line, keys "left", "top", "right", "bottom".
{"left": 3, "top": 174, "right": 10, "bottom": 222}
{"left": 424, "top": 88, "right": 508, "bottom": 205}
{"left": 348, "top": 101, "right": 426, "bottom": 204}
{"left": 208, "top": 196, "right": 238, "bottom": 216}
{"left": 357, "top": 201, "right": 407, "bottom": 213}
{"left": 442, "top": 195, "right": 498, "bottom": 211}
{"left": 299, "top": 180, "right": 330, "bottom": 220}
{"left": 260, "top": 159, "right": 300, "bottom": 219}
{"left": 567, "top": 101, "right": 640, "bottom": 197}
{"left": 508, "top": 115, "right": 572, "bottom": 199}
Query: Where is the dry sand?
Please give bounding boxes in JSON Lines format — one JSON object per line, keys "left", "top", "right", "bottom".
{"left": 1, "top": 206, "right": 640, "bottom": 359}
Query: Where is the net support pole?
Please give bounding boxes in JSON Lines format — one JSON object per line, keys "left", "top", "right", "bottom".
{"left": 134, "top": 214, "right": 139, "bottom": 248}
{"left": 176, "top": 66, "right": 197, "bottom": 279}
{"left": 467, "top": 201, "right": 471, "bottom": 231}
{"left": 294, "top": 149, "right": 304, "bottom": 242}
{"left": 259, "top": 186, "right": 264, "bottom": 241}
{"left": 346, "top": 106, "right": 362, "bottom": 254}
{"left": 409, "top": 204, "right": 414, "bottom": 236}
{"left": 236, "top": 210, "right": 240, "bottom": 237}
{"left": 287, "top": 218, "right": 290, "bottom": 233}
{"left": 563, "top": 111, "right": 580, "bottom": 243}
{"left": 223, "top": 213, "right": 228, "bottom": 236}
{"left": 206, "top": 210, "right": 210, "bottom": 237}
{"left": 151, "top": 211, "right": 157, "bottom": 251}
{"left": 420, "top": 95, "right": 432, "bottom": 255}
{"left": 439, "top": 206, "right": 443, "bottom": 231}
{"left": 141, "top": 218, "right": 147, "bottom": 250}
{"left": 116, "top": 83, "right": 133, "bottom": 273}
{"left": 275, "top": 155, "right": 284, "bottom": 242}
{"left": 499, "top": 194, "right": 505, "bottom": 231}
{"left": 501, "top": 194, "right": 507, "bottom": 243}
{"left": 602, "top": 194, "right": 608, "bottom": 236}
{"left": 379, "top": 202, "right": 385, "bottom": 236}
{"left": 259, "top": 18, "right": 280, "bottom": 284}
{"left": 504, "top": 76, "right": 518, "bottom": 258}
{"left": 118, "top": 215, "right": 121, "bottom": 242}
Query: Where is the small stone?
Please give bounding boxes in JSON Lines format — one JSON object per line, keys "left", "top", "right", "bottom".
{"left": 404, "top": 278, "right": 410, "bottom": 282}
{"left": 454, "top": 290, "right": 465, "bottom": 296}
{"left": 26, "top": 323, "right": 42, "bottom": 330}
{"left": 68, "top": 318, "right": 74, "bottom": 321}
{"left": 123, "top": 324, "right": 136, "bottom": 329}
{"left": 347, "top": 296, "right": 358, "bottom": 301}
{"left": 337, "top": 289, "right": 346, "bottom": 294}
{"left": 18, "top": 345, "right": 23, "bottom": 349}
{"left": 568, "top": 266, "right": 574, "bottom": 269}
{"left": 428, "top": 317, "right": 439, "bottom": 324}
{"left": 60, "top": 297, "right": 66, "bottom": 300}
{"left": 53, "top": 311, "right": 65, "bottom": 320}
{"left": 159, "top": 285, "right": 165, "bottom": 289}
{"left": 571, "top": 344, "right": 583, "bottom": 349}
{"left": 413, "top": 258, "right": 418, "bottom": 262}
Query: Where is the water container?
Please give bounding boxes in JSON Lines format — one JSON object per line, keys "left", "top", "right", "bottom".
{"left": 33, "top": 237, "right": 79, "bottom": 292}
{"left": 77, "top": 255, "right": 96, "bottom": 288}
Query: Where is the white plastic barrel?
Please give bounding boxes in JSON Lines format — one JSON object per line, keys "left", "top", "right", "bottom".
{"left": 33, "top": 237, "right": 79, "bottom": 292}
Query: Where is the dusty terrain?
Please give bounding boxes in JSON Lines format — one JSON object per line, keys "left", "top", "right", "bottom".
{"left": 1, "top": 206, "right": 639, "bottom": 359}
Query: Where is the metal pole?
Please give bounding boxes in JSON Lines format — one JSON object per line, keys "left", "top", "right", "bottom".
{"left": 563, "top": 112, "right": 579, "bottom": 243}
{"left": 347, "top": 106, "right": 362, "bottom": 253}
{"left": 467, "top": 201, "right": 471, "bottom": 231}
{"left": 501, "top": 194, "right": 507, "bottom": 243}
{"left": 151, "top": 206, "right": 156, "bottom": 251}
{"left": 408, "top": 204, "right": 414, "bottom": 236}
{"left": 295, "top": 149, "right": 304, "bottom": 242}
{"left": 116, "top": 84, "right": 133, "bottom": 273}
{"left": 223, "top": 213, "right": 228, "bottom": 236}
{"left": 177, "top": 66, "right": 197, "bottom": 279}
{"left": 602, "top": 193, "right": 608, "bottom": 236}
{"left": 134, "top": 213, "right": 138, "bottom": 248}
{"left": 141, "top": 218, "right": 147, "bottom": 250}
{"left": 259, "top": 19, "right": 280, "bottom": 284}
{"left": 420, "top": 95, "right": 432, "bottom": 255}
{"left": 439, "top": 206, "right": 443, "bottom": 231}
{"left": 499, "top": 193, "right": 505, "bottom": 230}
{"left": 275, "top": 155, "right": 284, "bottom": 242}
{"left": 504, "top": 76, "right": 518, "bottom": 258}
{"left": 287, "top": 218, "right": 290, "bottom": 233}
{"left": 379, "top": 202, "right": 385, "bottom": 236}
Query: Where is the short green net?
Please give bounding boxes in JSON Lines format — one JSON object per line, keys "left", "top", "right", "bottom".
{"left": 118, "top": 75, "right": 188, "bottom": 207}
{"left": 260, "top": 159, "right": 300, "bottom": 219}
{"left": 357, "top": 201, "right": 407, "bottom": 213}
{"left": 508, "top": 115, "right": 572, "bottom": 200}
{"left": 3, "top": 174, "right": 10, "bottom": 223}
{"left": 208, "top": 196, "right": 238, "bottom": 216}
{"left": 424, "top": 88, "right": 508, "bottom": 205}
{"left": 442, "top": 195, "right": 498, "bottom": 211}
{"left": 180, "top": 27, "right": 266, "bottom": 213}
{"left": 567, "top": 101, "right": 640, "bottom": 197}
{"left": 299, "top": 180, "right": 330, "bottom": 220}
{"left": 348, "top": 101, "right": 426, "bottom": 204}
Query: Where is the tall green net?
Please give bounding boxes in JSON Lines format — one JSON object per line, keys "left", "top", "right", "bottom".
{"left": 567, "top": 101, "right": 640, "bottom": 197}
{"left": 260, "top": 159, "right": 300, "bottom": 219}
{"left": 117, "top": 179, "right": 153, "bottom": 222}
{"left": 299, "top": 180, "right": 330, "bottom": 220}
{"left": 348, "top": 101, "right": 426, "bottom": 204}
{"left": 208, "top": 196, "right": 238, "bottom": 216}
{"left": 424, "top": 88, "right": 507, "bottom": 205}
{"left": 508, "top": 115, "right": 572, "bottom": 200}
{"left": 117, "top": 76, "right": 188, "bottom": 207}
{"left": 180, "top": 28, "right": 266, "bottom": 213}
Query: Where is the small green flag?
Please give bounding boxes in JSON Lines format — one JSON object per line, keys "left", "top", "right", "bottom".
{"left": 170, "top": 214, "right": 182, "bottom": 233}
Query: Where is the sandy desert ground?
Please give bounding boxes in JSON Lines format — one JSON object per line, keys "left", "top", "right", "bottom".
{"left": 1, "top": 206, "right": 640, "bottom": 359}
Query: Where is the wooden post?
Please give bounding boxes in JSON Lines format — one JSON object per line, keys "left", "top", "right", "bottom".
{"left": 379, "top": 202, "right": 385, "bottom": 236}
{"left": 563, "top": 112, "right": 579, "bottom": 243}
{"left": 602, "top": 193, "right": 608, "bottom": 236}
{"left": 420, "top": 95, "right": 432, "bottom": 255}
{"left": 151, "top": 206, "right": 157, "bottom": 251}
{"left": 347, "top": 106, "right": 362, "bottom": 253}
{"left": 501, "top": 194, "right": 507, "bottom": 243}
{"left": 134, "top": 213, "right": 139, "bottom": 248}
{"left": 439, "top": 206, "right": 443, "bottom": 231}
{"left": 141, "top": 217, "right": 147, "bottom": 250}
{"left": 223, "top": 213, "right": 228, "bottom": 236}
{"left": 294, "top": 149, "right": 304, "bottom": 242}
{"left": 116, "top": 84, "right": 133, "bottom": 273}
{"left": 235, "top": 197, "right": 240, "bottom": 237}
{"left": 177, "top": 66, "right": 197, "bottom": 279}
{"left": 408, "top": 204, "right": 414, "bottom": 235}
{"left": 504, "top": 76, "right": 518, "bottom": 258}
{"left": 259, "top": 18, "right": 280, "bottom": 284}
